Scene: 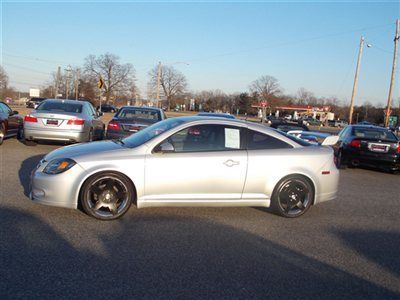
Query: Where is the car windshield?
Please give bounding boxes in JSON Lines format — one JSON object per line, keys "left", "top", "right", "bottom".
{"left": 353, "top": 128, "right": 398, "bottom": 142}
{"left": 121, "top": 118, "right": 187, "bottom": 148}
{"left": 37, "top": 101, "right": 83, "bottom": 113}
{"left": 117, "top": 108, "right": 160, "bottom": 121}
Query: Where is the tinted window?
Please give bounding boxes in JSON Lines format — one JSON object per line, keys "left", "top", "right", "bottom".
{"left": 247, "top": 129, "right": 293, "bottom": 150}
{"left": 352, "top": 127, "right": 397, "bottom": 142}
{"left": 117, "top": 108, "right": 161, "bottom": 121}
{"left": 274, "top": 129, "right": 311, "bottom": 146}
{"left": 37, "top": 101, "right": 83, "bottom": 113}
{"left": 122, "top": 118, "right": 187, "bottom": 148}
{"left": 168, "top": 124, "right": 244, "bottom": 152}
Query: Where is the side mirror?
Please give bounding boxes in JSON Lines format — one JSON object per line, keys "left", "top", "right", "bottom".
{"left": 11, "top": 110, "right": 19, "bottom": 116}
{"left": 154, "top": 141, "right": 175, "bottom": 153}
{"left": 98, "top": 112, "right": 104, "bottom": 117}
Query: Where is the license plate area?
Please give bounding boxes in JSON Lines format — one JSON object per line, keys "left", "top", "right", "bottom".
{"left": 368, "top": 143, "right": 389, "bottom": 153}
{"left": 46, "top": 119, "right": 59, "bottom": 126}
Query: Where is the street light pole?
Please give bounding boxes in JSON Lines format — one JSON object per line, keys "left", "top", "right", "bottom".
{"left": 349, "top": 36, "right": 365, "bottom": 124}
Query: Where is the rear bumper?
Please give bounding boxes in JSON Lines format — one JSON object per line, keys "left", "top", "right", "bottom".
{"left": 106, "top": 131, "right": 133, "bottom": 140}
{"left": 24, "top": 128, "right": 88, "bottom": 143}
{"left": 345, "top": 151, "right": 400, "bottom": 171}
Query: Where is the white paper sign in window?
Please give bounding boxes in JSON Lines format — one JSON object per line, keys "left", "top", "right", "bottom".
{"left": 225, "top": 128, "right": 240, "bottom": 149}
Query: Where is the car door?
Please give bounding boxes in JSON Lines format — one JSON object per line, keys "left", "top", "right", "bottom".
{"left": 144, "top": 123, "right": 248, "bottom": 201}
{"left": 87, "top": 103, "right": 103, "bottom": 138}
{"left": 0, "top": 103, "right": 18, "bottom": 135}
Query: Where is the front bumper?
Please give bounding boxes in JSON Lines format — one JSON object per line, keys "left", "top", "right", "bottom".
{"left": 30, "top": 162, "right": 87, "bottom": 209}
{"left": 25, "top": 128, "right": 88, "bottom": 143}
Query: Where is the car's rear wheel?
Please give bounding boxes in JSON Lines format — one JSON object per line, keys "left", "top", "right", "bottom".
{"left": 88, "top": 129, "right": 93, "bottom": 142}
{"left": 0, "top": 124, "right": 5, "bottom": 145}
{"left": 81, "top": 172, "right": 133, "bottom": 220}
{"left": 17, "top": 126, "right": 24, "bottom": 140}
{"left": 271, "top": 175, "right": 314, "bottom": 218}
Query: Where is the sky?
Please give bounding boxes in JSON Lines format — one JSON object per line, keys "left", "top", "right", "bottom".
{"left": 1, "top": 0, "right": 399, "bottom": 105}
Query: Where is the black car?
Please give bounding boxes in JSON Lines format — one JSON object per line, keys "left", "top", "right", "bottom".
{"left": 26, "top": 97, "right": 46, "bottom": 108}
{"left": 106, "top": 106, "right": 166, "bottom": 139}
{"left": 0, "top": 101, "right": 23, "bottom": 145}
{"left": 270, "top": 120, "right": 309, "bottom": 133}
{"left": 97, "top": 104, "right": 118, "bottom": 113}
{"left": 335, "top": 125, "right": 400, "bottom": 172}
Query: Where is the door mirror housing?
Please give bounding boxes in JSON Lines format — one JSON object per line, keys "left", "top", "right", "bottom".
{"left": 11, "top": 110, "right": 19, "bottom": 116}
{"left": 98, "top": 111, "right": 103, "bottom": 117}
{"left": 154, "top": 141, "right": 175, "bottom": 153}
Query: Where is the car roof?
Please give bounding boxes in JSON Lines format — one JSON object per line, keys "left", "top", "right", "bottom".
{"left": 119, "top": 106, "right": 163, "bottom": 112}
{"left": 42, "top": 99, "right": 87, "bottom": 105}
{"left": 350, "top": 124, "right": 389, "bottom": 131}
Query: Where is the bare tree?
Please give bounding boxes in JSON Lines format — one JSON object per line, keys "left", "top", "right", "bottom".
{"left": 0, "top": 66, "right": 9, "bottom": 99}
{"left": 148, "top": 65, "right": 187, "bottom": 110}
{"left": 296, "top": 87, "right": 317, "bottom": 105}
{"left": 84, "top": 53, "right": 135, "bottom": 103}
{"left": 249, "top": 75, "right": 281, "bottom": 104}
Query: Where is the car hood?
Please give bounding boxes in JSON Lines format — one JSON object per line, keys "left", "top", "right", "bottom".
{"left": 44, "top": 140, "right": 124, "bottom": 161}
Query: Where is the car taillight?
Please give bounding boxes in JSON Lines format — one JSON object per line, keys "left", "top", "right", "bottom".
{"left": 67, "top": 118, "right": 85, "bottom": 125}
{"left": 24, "top": 115, "right": 37, "bottom": 123}
{"left": 349, "top": 139, "right": 361, "bottom": 148}
{"left": 107, "top": 121, "right": 120, "bottom": 130}
{"left": 397, "top": 143, "right": 400, "bottom": 154}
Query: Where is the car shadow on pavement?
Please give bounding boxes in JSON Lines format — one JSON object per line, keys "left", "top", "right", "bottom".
{"left": 18, "top": 154, "right": 46, "bottom": 197}
{"left": 0, "top": 207, "right": 398, "bottom": 299}
{"left": 334, "top": 229, "right": 400, "bottom": 277}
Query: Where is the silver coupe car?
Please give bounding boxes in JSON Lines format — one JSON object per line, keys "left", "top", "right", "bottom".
{"left": 30, "top": 117, "right": 339, "bottom": 220}
{"left": 24, "top": 99, "right": 105, "bottom": 144}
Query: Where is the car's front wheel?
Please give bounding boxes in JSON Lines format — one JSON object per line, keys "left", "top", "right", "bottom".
{"left": 270, "top": 175, "right": 314, "bottom": 218}
{"left": 80, "top": 172, "right": 134, "bottom": 220}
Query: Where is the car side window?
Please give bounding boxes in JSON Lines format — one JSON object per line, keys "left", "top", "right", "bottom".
{"left": 164, "top": 124, "right": 244, "bottom": 153}
{"left": 0, "top": 103, "right": 11, "bottom": 114}
{"left": 87, "top": 103, "right": 97, "bottom": 116}
{"left": 246, "top": 129, "right": 293, "bottom": 150}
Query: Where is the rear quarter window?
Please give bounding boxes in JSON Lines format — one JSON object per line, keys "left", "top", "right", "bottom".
{"left": 247, "top": 129, "right": 293, "bottom": 150}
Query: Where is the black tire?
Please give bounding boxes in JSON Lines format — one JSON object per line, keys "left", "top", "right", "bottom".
{"left": 80, "top": 172, "right": 134, "bottom": 220}
{"left": 270, "top": 175, "right": 314, "bottom": 218}
{"left": 0, "top": 124, "right": 5, "bottom": 145}
{"left": 24, "top": 139, "right": 37, "bottom": 146}
{"left": 88, "top": 129, "right": 94, "bottom": 142}
{"left": 17, "top": 126, "right": 24, "bottom": 140}
{"left": 336, "top": 149, "right": 347, "bottom": 169}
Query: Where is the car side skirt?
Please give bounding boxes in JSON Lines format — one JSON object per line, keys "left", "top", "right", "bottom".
{"left": 137, "top": 199, "right": 270, "bottom": 208}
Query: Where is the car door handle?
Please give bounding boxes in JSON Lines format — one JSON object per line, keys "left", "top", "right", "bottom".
{"left": 223, "top": 159, "right": 240, "bottom": 167}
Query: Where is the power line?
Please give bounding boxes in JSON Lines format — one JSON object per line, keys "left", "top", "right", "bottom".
{"left": 185, "top": 22, "right": 394, "bottom": 63}
{"left": 3, "top": 62, "right": 53, "bottom": 76}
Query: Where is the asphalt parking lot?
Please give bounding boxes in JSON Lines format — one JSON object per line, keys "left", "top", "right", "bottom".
{"left": 0, "top": 137, "right": 399, "bottom": 299}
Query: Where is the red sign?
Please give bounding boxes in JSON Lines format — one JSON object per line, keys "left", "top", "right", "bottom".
{"left": 261, "top": 102, "right": 268, "bottom": 108}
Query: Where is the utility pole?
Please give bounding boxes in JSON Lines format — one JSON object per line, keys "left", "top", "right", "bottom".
{"left": 75, "top": 68, "right": 80, "bottom": 100}
{"left": 384, "top": 19, "right": 400, "bottom": 128}
{"left": 349, "top": 36, "right": 365, "bottom": 124}
{"left": 65, "top": 65, "right": 72, "bottom": 99}
{"left": 55, "top": 66, "right": 61, "bottom": 99}
{"left": 156, "top": 61, "right": 162, "bottom": 108}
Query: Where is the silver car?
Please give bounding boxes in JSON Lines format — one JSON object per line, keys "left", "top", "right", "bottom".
{"left": 30, "top": 117, "right": 339, "bottom": 220}
{"left": 24, "top": 99, "right": 104, "bottom": 144}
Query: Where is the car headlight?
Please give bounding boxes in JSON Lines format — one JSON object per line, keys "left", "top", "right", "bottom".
{"left": 43, "top": 158, "right": 76, "bottom": 175}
